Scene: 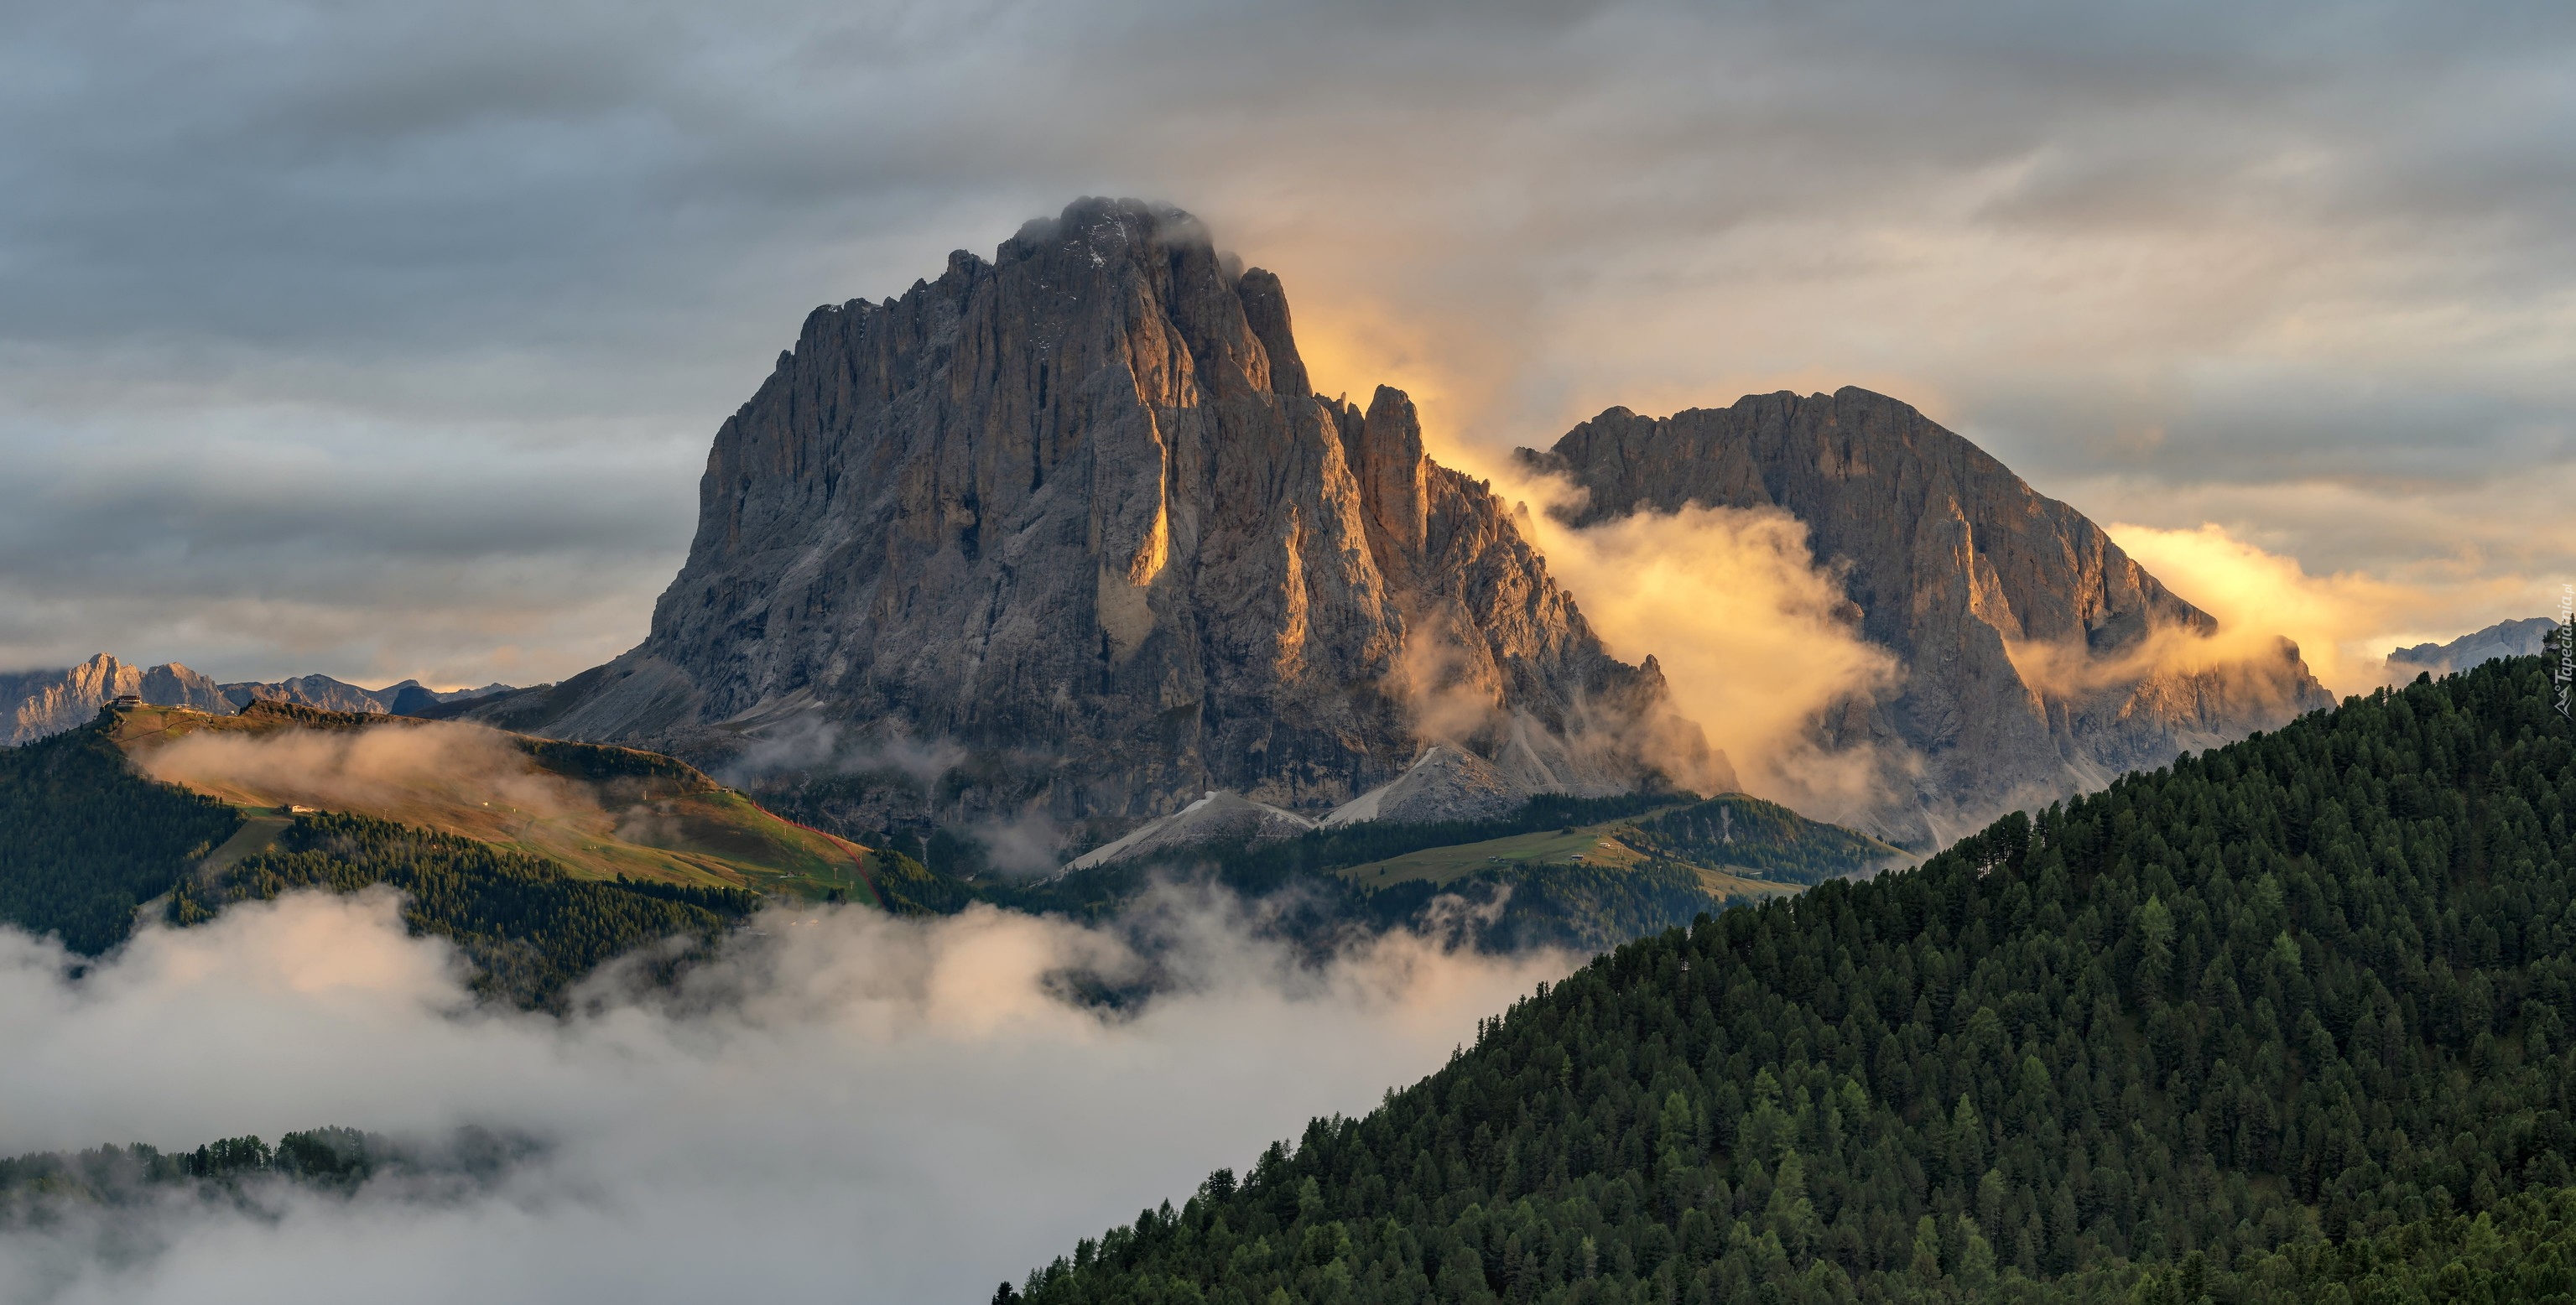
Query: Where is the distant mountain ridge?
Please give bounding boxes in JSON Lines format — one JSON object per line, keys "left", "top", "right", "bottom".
{"left": 0, "top": 653, "right": 513, "bottom": 745}
{"left": 2386, "top": 615, "right": 2555, "bottom": 679}
{"left": 0, "top": 654, "right": 230, "bottom": 744}
{"left": 1521, "top": 388, "right": 2334, "bottom": 843}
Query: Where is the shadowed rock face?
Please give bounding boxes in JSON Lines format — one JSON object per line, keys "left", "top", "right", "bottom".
{"left": 1521, "top": 387, "right": 2333, "bottom": 845}
{"left": 478, "top": 199, "right": 1710, "bottom": 838}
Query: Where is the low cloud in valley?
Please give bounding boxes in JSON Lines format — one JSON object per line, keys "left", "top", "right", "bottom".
{"left": 0, "top": 889, "right": 1567, "bottom": 1304}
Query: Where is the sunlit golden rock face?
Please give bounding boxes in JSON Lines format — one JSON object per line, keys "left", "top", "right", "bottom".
{"left": 474, "top": 199, "right": 1704, "bottom": 840}
{"left": 1524, "top": 389, "right": 2334, "bottom": 845}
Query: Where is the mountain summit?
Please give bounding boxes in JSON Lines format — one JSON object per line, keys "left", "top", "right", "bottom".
{"left": 1522, "top": 388, "right": 2333, "bottom": 842}
{"left": 475, "top": 199, "right": 1715, "bottom": 839}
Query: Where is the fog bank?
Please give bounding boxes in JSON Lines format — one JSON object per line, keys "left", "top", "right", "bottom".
{"left": 0, "top": 889, "right": 1570, "bottom": 1304}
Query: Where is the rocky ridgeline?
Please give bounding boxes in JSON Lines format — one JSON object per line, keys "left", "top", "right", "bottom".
{"left": 0, "top": 654, "right": 229, "bottom": 745}
{"left": 2386, "top": 616, "right": 2555, "bottom": 680}
{"left": 0, "top": 655, "right": 513, "bottom": 745}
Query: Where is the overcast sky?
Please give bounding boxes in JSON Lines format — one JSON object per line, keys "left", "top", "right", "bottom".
{"left": 3, "top": 0, "right": 2569, "bottom": 688}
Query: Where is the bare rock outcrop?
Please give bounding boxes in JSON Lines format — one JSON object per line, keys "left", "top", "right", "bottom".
{"left": 1321, "top": 745, "right": 1526, "bottom": 828}
{"left": 1062, "top": 790, "right": 1315, "bottom": 872}
{"left": 474, "top": 199, "right": 1713, "bottom": 842}
{"left": 1519, "top": 387, "right": 2334, "bottom": 844}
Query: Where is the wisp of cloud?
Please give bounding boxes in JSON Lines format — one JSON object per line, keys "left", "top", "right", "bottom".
{"left": 1455, "top": 452, "right": 1905, "bottom": 819}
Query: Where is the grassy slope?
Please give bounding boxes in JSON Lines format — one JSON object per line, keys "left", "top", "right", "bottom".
{"left": 976, "top": 792, "right": 1887, "bottom": 959}
{"left": 1339, "top": 823, "right": 1663, "bottom": 889}
{"left": 0, "top": 704, "right": 929, "bottom": 1000}
{"left": 104, "top": 702, "right": 881, "bottom": 905}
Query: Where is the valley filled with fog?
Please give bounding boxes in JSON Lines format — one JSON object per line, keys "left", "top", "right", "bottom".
{"left": 0, "top": 890, "right": 1566, "bottom": 1304}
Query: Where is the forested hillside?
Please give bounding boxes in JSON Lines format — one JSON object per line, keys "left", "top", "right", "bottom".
{"left": 1005, "top": 652, "right": 2576, "bottom": 1304}
{"left": 173, "top": 811, "right": 761, "bottom": 1008}
{"left": 1622, "top": 795, "right": 1903, "bottom": 885}
{"left": 0, "top": 723, "right": 240, "bottom": 954}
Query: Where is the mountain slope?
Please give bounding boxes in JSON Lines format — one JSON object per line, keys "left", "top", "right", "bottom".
{"left": 216, "top": 672, "right": 399, "bottom": 714}
{"left": 469, "top": 198, "right": 1715, "bottom": 845}
{"left": 1007, "top": 652, "right": 2575, "bottom": 1304}
{"left": 107, "top": 699, "right": 876, "bottom": 898}
{"left": 1520, "top": 388, "right": 2333, "bottom": 845}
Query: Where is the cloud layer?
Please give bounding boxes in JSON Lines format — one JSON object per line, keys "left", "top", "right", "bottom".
{"left": 2106, "top": 522, "right": 2543, "bottom": 696}
{"left": 0, "top": 889, "right": 1567, "bottom": 1304}
{"left": 2, "top": 0, "right": 2568, "bottom": 686}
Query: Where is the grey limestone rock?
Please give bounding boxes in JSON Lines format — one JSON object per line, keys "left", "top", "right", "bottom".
{"left": 474, "top": 199, "right": 1712, "bottom": 844}
{"left": 1322, "top": 744, "right": 1527, "bottom": 828}
{"left": 1061, "top": 790, "right": 1316, "bottom": 872}
{"left": 1519, "top": 387, "right": 2334, "bottom": 845}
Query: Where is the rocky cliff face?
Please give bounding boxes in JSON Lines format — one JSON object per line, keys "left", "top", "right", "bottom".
{"left": 1520, "top": 387, "right": 2334, "bottom": 844}
{"left": 476, "top": 199, "right": 1710, "bottom": 840}
{"left": 0, "top": 653, "right": 231, "bottom": 744}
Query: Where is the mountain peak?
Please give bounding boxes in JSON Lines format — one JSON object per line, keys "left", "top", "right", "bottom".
{"left": 471, "top": 200, "right": 1712, "bottom": 846}
{"left": 1522, "top": 386, "right": 2328, "bottom": 840}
